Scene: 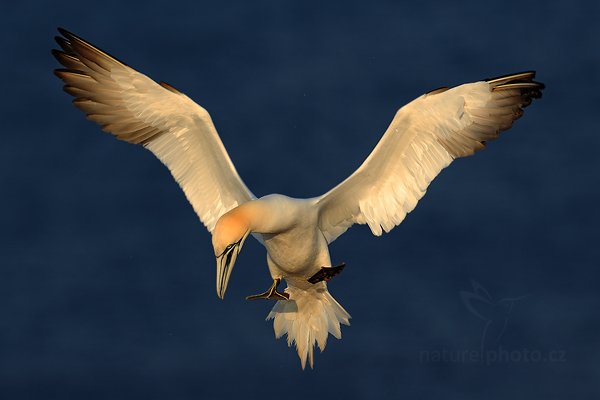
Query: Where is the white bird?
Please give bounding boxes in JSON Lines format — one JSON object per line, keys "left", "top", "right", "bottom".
{"left": 53, "top": 28, "right": 544, "bottom": 369}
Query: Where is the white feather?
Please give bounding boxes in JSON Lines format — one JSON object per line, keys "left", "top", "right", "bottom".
{"left": 316, "top": 79, "right": 538, "bottom": 243}
{"left": 54, "top": 30, "right": 255, "bottom": 233}
{"left": 267, "top": 284, "right": 351, "bottom": 369}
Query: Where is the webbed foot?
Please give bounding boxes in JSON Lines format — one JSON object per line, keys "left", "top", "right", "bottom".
{"left": 307, "top": 263, "right": 346, "bottom": 284}
{"left": 246, "top": 278, "right": 290, "bottom": 301}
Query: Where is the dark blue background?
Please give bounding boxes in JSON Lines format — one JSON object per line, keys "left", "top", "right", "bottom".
{"left": 2, "top": 0, "right": 599, "bottom": 399}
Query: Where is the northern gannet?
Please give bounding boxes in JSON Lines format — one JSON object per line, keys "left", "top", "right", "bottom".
{"left": 52, "top": 28, "right": 544, "bottom": 368}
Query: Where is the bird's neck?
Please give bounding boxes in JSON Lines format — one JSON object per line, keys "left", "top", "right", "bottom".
{"left": 232, "top": 198, "right": 286, "bottom": 235}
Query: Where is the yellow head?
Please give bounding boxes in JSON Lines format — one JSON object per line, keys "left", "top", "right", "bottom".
{"left": 212, "top": 210, "right": 251, "bottom": 299}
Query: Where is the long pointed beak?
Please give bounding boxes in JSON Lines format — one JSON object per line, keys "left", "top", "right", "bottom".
{"left": 216, "top": 246, "right": 239, "bottom": 299}
{"left": 216, "top": 234, "right": 248, "bottom": 299}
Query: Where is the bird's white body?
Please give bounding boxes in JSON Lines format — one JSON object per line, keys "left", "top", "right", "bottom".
{"left": 53, "top": 28, "right": 543, "bottom": 368}
{"left": 212, "top": 194, "right": 350, "bottom": 368}
{"left": 257, "top": 195, "right": 329, "bottom": 286}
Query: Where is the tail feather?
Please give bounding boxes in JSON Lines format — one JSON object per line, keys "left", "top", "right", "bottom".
{"left": 267, "top": 283, "right": 350, "bottom": 369}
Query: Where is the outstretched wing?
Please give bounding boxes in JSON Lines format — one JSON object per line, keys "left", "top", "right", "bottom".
{"left": 53, "top": 28, "right": 255, "bottom": 233}
{"left": 316, "top": 72, "right": 544, "bottom": 243}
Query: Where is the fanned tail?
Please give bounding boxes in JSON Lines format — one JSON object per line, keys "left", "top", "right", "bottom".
{"left": 266, "top": 283, "right": 350, "bottom": 369}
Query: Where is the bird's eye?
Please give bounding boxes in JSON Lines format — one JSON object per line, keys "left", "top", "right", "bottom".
{"left": 225, "top": 244, "right": 234, "bottom": 251}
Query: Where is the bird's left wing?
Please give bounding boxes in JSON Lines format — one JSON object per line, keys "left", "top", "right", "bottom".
{"left": 316, "top": 72, "right": 543, "bottom": 243}
{"left": 53, "top": 28, "right": 255, "bottom": 233}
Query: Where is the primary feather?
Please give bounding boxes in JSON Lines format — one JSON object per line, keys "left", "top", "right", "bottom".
{"left": 53, "top": 28, "right": 255, "bottom": 232}
{"left": 316, "top": 72, "right": 543, "bottom": 243}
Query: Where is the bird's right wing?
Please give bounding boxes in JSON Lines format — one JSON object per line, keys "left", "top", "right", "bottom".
{"left": 53, "top": 28, "right": 255, "bottom": 233}
{"left": 316, "top": 72, "right": 543, "bottom": 243}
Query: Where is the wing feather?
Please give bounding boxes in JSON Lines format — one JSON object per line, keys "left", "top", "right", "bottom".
{"left": 53, "top": 28, "right": 255, "bottom": 233}
{"left": 316, "top": 72, "right": 544, "bottom": 243}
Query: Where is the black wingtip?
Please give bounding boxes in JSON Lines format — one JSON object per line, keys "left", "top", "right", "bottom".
{"left": 54, "top": 35, "right": 72, "bottom": 53}
{"left": 533, "top": 81, "right": 546, "bottom": 90}
{"left": 57, "top": 28, "right": 84, "bottom": 45}
{"left": 57, "top": 27, "right": 72, "bottom": 37}
{"left": 50, "top": 48, "right": 62, "bottom": 59}
{"left": 53, "top": 27, "right": 130, "bottom": 68}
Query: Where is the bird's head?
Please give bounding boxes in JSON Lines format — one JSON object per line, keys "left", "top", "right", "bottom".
{"left": 212, "top": 210, "right": 251, "bottom": 299}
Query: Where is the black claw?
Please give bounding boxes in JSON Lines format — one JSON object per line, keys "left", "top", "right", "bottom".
{"left": 246, "top": 278, "right": 289, "bottom": 301}
{"left": 308, "top": 263, "right": 346, "bottom": 284}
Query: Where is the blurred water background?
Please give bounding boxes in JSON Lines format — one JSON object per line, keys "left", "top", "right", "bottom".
{"left": 1, "top": 1, "right": 599, "bottom": 399}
